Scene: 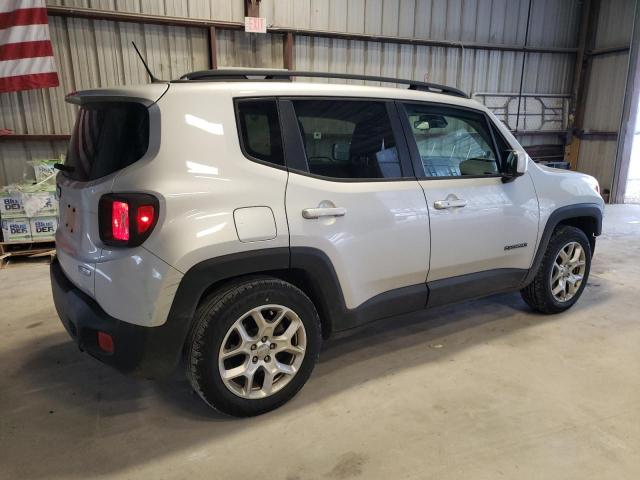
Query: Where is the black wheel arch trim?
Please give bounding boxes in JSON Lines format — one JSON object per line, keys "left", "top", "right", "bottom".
{"left": 521, "top": 203, "right": 603, "bottom": 288}
{"left": 164, "top": 247, "right": 291, "bottom": 366}
{"left": 165, "top": 246, "right": 428, "bottom": 369}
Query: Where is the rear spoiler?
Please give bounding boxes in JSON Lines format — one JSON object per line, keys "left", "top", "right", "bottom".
{"left": 65, "top": 83, "right": 169, "bottom": 107}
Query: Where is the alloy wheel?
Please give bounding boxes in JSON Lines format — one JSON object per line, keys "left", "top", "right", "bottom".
{"left": 218, "top": 305, "right": 307, "bottom": 399}
{"left": 550, "top": 241, "right": 586, "bottom": 302}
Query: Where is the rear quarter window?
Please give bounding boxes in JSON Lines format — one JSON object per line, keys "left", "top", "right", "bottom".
{"left": 65, "top": 101, "right": 149, "bottom": 181}
{"left": 235, "top": 99, "right": 285, "bottom": 167}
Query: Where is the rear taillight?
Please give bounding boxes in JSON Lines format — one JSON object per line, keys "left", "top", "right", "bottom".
{"left": 136, "top": 205, "right": 155, "bottom": 234}
{"left": 99, "top": 193, "right": 159, "bottom": 247}
{"left": 112, "top": 201, "right": 130, "bottom": 241}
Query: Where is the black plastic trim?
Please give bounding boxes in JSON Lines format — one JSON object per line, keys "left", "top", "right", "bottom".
{"left": 51, "top": 258, "right": 159, "bottom": 376}
{"left": 178, "top": 69, "right": 469, "bottom": 98}
{"left": 427, "top": 268, "right": 527, "bottom": 308}
{"left": 520, "top": 203, "right": 603, "bottom": 288}
{"left": 278, "top": 99, "right": 308, "bottom": 172}
{"left": 289, "top": 247, "right": 427, "bottom": 332}
{"left": 165, "top": 247, "right": 291, "bottom": 354}
{"left": 286, "top": 170, "right": 420, "bottom": 183}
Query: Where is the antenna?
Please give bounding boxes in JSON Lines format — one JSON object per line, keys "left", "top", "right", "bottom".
{"left": 131, "top": 41, "right": 160, "bottom": 83}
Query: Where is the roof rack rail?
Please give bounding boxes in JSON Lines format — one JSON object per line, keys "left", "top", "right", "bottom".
{"left": 175, "top": 69, "right": 469, "bottom": 98}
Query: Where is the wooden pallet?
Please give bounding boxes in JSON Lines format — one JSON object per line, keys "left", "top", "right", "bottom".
{"left": 0, "top": 239, "right": 55, "bottom": 268}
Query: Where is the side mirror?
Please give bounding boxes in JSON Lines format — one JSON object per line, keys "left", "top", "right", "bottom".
{"left": 502, "top": 150, "right": 528, "bottom": 182}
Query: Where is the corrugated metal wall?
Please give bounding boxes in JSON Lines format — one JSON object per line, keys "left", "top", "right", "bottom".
{"left": 577, "top": 0, "right": 637, "bottom": 193}
{"left": 1, "top": 0, "right": 582, "bottom": 185}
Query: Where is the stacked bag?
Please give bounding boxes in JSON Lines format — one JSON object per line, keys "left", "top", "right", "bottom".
{"left": 1, "top": 160, "right": 59, "bottom": 243}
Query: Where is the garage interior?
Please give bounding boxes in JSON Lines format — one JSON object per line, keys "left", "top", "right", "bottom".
{"left": 1, "top": 0, "right": 640, "bottom": 478}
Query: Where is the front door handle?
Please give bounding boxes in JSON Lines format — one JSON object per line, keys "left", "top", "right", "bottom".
{"left": 302, "top": 206, "right": 347, "bottom": 219}
{"left": 434, "top": 198, "right": 467, "bottom": 209}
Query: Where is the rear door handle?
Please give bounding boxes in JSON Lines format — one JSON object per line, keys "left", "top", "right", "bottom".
{"left": 302, "top": 207, "right": 347, "bottom": 219}
{"left": 434, "top": 198, "right": 467, "bottom": 209}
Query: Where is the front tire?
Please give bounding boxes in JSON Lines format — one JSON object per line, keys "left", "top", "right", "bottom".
{"left": 185, "top": 277, "right": 322, "bottom": 417}
{"left": 521, "top": 226, "right": 591, "bottom": 314}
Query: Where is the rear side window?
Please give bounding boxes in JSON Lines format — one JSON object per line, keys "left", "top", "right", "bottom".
{"left": 292, "top": 100, "right": 402, "bottom": 180}
{"left": 236, "top": 100, "right": 284, "bottom": 167}
{"left": 66, "top": 102, "right": 149, "bottom": 181}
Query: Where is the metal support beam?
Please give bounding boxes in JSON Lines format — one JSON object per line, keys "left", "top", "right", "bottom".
{"left": 573, "top": 0, "right": 601, "bottom": 133}
{"left": 270, "top": 27, "right": 578, "bottom": 54}
{"left": 515, "top": 0, "right": 533, "bottom": 133}
{"left": 245, "top": 0, "right": 261, "bottom": 18}
{"left": 588, "top": 45, "right": 631, "bottom": 56}
{"left": 47, "top": 5, "right": 243, "bottom": 29}
{"left": 570, "top": 0, "right": 592, "bottom": 120}
{"left": 208, "top": 26, "right": 217, "bottom": 69}
{"left": 283, "top": 32, "right": 294, "bottom": 70}
{"left": 565, "top": 0, "right": 601, "bottom": 170}
{"left": 576, "top": 131, "right": 619, "bottom": 140}
{"left": 46, "top": 6, "right": 578, "bottom": 55}
{"left": 612, "top": 0, "right": 640, "bottom": 203}
{"left": 0, "top": 134, "right": 71, "bottom": 141}
{"left": 512, "top": 130, "right": 567, "bottom": 137}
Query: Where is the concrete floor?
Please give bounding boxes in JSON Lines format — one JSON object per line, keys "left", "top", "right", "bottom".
{"left": 1, "top": 205, "right": 639, "bottom": 480}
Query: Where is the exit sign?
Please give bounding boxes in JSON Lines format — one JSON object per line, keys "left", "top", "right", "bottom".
{"left": 244, "top": 16, "right": 266, "bottom": 33}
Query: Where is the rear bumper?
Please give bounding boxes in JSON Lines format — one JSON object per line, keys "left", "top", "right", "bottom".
{"left": 50, "top": 258, "right": 183, "bottom": 378}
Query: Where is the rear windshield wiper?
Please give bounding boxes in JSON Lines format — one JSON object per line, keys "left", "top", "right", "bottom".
{"left": 54, "top": 163, "right": 75, "bottom": 173}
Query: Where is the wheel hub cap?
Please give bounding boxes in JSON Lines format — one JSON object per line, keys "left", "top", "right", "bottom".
{"left": 218, "top": 304, "right": 307, "bottom": 399}
{"left": 256, "top": 343, "right": 270, "bottom": 358}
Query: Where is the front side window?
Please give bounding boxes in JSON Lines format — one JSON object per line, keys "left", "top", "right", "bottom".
{"left": 292, "top": 100, "right": 402, "bottom": 179}
{"left": 236, "top": 100, "right": 284, "bottom": 167}
{"left": 402, "top": 103, "right": 499, "bottom": 178}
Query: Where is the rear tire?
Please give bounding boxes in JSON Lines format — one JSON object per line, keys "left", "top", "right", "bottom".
{"left": 521, "top": 225, "right": 591, "bottom": 314}
{"left": 185, "top": 277, "right": 321, "bottom": 417}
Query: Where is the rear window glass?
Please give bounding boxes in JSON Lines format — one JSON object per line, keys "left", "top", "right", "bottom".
{"left": 292, "top": 100, "right": 402, "bottom": 179}
{"left": 236, "top": 100, "right": 284, "bottom": 167}
{"left": 65, "top": 102, "right": 149, "bottom": 181}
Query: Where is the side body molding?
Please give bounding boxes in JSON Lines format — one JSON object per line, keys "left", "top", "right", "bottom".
{"left": 289, "top": 247, "right": 428, "bottom": 334}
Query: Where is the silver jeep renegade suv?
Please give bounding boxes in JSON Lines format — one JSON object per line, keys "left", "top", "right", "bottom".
{"left": 50, "top": 70, "right": 604, "bottom": 416}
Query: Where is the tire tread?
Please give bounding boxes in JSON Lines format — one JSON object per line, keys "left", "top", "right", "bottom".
{"left": 520, "top": 225, "right": 591, "bottom": 314}
{"left": 185, "top": 277, "right": 321, "bottom": 416}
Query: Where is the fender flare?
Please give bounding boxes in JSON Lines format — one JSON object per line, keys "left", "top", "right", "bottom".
{"left": 154, "top": 248, "right": 290, "bottom": 375}
{"left": 158, "top": 246, "right": 426, "bottom": 374}
{"left": 521, "top": 203, "right": 603, "bottom": 287}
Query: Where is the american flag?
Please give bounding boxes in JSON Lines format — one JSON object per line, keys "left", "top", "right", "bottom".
{"left": 0, "top": 0, "right": 59, "bottom": 93}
